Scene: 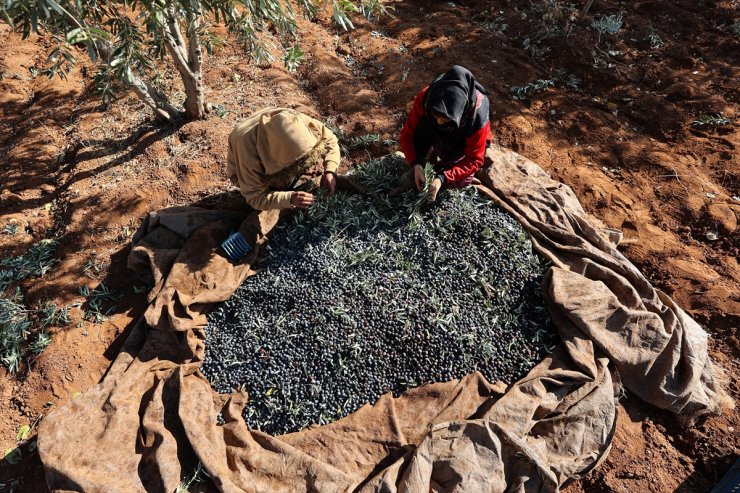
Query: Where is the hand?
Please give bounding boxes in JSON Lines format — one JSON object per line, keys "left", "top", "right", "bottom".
{"left": 321, "top": 171, "right": 337, "bottom": 196}
{"left": 426, "top": 177, "right": 442, "bottom": 203}
{"left": 413, "top": 164, "right": 426, "bottom": 191}
{"left": 291, "top": 191, "right": 314, "bottom": 209}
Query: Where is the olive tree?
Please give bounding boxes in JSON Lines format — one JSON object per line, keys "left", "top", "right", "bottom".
{"left": 1, "top": 0, "right": 388, "bottom": 121}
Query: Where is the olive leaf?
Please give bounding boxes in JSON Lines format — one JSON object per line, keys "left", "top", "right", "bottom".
{"left": 16, "top": 425, "right": 30, "bottom": 441}
{"left": 4, "top": 447, "right": 21, "bottom": 465}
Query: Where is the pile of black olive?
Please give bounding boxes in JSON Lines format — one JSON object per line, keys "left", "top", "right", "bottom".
{"left": 202, "top": 156, "right": 555, "bottom": 435}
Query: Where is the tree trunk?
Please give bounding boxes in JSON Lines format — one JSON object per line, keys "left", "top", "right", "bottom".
{"left": 162, "top": 7, "right": 205, "bottom": 121}
{"left": 186, "top": 11, "right": 205, "bottom": 120}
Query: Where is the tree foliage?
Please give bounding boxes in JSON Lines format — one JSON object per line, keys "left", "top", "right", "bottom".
{"left": 1, "top": 0, "right": 390, "bottom": 121}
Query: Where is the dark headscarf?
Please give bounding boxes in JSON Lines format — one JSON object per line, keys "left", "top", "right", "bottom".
{"left": 424, "top": 65, "right": 489, "bottom": 132}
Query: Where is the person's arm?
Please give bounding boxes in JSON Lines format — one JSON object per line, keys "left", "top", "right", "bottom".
{"left": 400, "top": 87, "right": 429, "bottom": 166}
{"left": 234, "top": 140, "right": 293, "bottom": 210}
{"left": 440, "top": 124, "right": 491, "bottom": 183}
{"left": 320, "top": 124, "right": 341, "bottom": 174}
{"left": 238, "top": 164, "right": 294, "bottom": 210}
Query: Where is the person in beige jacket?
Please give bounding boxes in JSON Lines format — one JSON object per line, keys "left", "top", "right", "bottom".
{"left": 227, "top": 108, "right": 341, "bottom": 210}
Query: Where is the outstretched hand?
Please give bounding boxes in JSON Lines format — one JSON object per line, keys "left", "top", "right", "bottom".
{"left": 426, "top": 177, "right": 443, "bottom": 203}
{"left": 291, "top": 191, "right": 314, "bottom": 209}
{"left": 321, "top": 171, "right": 337, "bottom": 196}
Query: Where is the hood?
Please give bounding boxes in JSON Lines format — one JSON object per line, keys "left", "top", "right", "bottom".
{"left": 256, "top": 110, "right": 319, "bottom": 174}
{"left": 425, "top": 65, "right": 489, "bottom": 130}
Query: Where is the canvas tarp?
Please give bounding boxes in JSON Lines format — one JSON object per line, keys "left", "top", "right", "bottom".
{"left": 38, "top": 146, "right": 730, "bottom": 493}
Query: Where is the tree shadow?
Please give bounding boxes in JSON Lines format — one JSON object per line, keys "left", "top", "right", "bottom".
{"left": 2, "top": 122, "right": 184, "bottom": 216}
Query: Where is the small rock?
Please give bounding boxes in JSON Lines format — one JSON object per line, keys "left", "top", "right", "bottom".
{"left": 707, "top": 203, "right": 737, "bottom": 234}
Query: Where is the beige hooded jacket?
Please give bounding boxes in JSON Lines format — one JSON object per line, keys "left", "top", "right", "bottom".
{"left": 226, "top": 108, "right": 341, "bottom": 210}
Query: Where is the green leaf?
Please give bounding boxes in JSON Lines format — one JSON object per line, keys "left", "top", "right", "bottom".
{"left": 66, "top": 27, "right": 87, "bottom": 44}
{"left": 30, "top": 10, "right": 38, "bottom": 33}
{"left": 86, "top": 27, "right": 111, "bottom": 40}
{"left": 4, "top": 447, "right": 21, "bottom": 465}
{"left": 16, "top": 425, "right": 30, "bottom": 441}
{"left": 87, "top": 42, "right": 97, "bottom": 62}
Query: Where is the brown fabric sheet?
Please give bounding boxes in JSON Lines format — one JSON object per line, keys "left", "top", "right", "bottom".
{"left": 477, "top": 145, "right": 729, "bottom": 418}
{"left": 38, "top": 147, "right": 728, "bottom": 493}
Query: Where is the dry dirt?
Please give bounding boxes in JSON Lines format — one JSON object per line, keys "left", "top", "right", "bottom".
{"left": 0, "top": 0, "right": 738, "bottom": 491}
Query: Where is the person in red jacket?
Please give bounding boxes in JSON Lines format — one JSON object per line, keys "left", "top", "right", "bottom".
{"left": 393, "top": 65, "right": 491, "bottom": 202}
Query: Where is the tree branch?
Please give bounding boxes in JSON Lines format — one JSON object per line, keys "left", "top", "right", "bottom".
{"left": 96, "top": 40, "right": 180, "bottom": 122}
{"left": 161, "top": 6, "right": 204, "bottom": 119}
{"left": 124, "top": 67, "right": 180, "bottom": 121}
{"left": 165, "top": 6, "right": 189, "bottom": 63}
{"left": 162, "top": 9, "right": 196, "bottom": 83}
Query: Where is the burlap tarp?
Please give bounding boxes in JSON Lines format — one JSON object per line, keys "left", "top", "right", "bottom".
{"left": 38, "top": 146, "right": 730, "bottom": 493}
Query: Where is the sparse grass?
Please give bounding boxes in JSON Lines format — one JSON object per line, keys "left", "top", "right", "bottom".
{"left": 345, "top": 133, "right": 380, "bottom": 150}
{"left": 0, "top": 294, "right": 69, "bottom": 373}
{"left": 82, "top": 256, "right": 105, "bottom": 279}
{"left": 325, "top": 117, "right": 380, "bottom": 153}
{"left": 554, "top": 68, "right": 581, "bottom": 91}
{"left": 509, "top": 68, "right": 580, "bottom": 101}
{"left": 645, "top": 27, "right": 664, "bottom": 49}
{"left": 79, "top": 283, "right": 122, "bottom": 323}
{"left": 0, "top": 240, "right": 65, "bottom": 372}
{"left": 591, "top": 13, "right": 623, "bottom": 36}
{"left": 0, "top": 290, "right": 30, "bottom": 374}
{"left": 35, "top": 301, "right": 71, "bottom": 328}
{"left": 511, "top": 78, "right": 556, "bottom": 100}
{"left": 481, "top": 18, "right": 508, "bottom": 34}
{"left": 691, "top": 114, "right": 732, "bottom": 128}
{"left": 176, "top": 462, "right": 209, "bottom": 493}
{"left": 0, "top": 240, "right": 58, "bottom": 292}
{"left": 283, "top": 45, "right": 305, "bottom": 74}
{"left": 518, "top": 1, "right": 577, "bottom": 59}
{"left": 2, "top": 223, "right": 19, "bottom": 235}
{"left": 29, "top": 331, "right": 52, "bottom": 355}
{"left": 370, "top": 30, "right": 390, "bottom": 39}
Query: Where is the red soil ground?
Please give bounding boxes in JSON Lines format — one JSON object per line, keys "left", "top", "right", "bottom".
{"left": 0, "top": 0, "right": 737, "bottom": 491}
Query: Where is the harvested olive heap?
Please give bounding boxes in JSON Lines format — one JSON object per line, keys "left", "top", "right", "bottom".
{"left": 202, "top": 156, "right": 555, "bottom": 435}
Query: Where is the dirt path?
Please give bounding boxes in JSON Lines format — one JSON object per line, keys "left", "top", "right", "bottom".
{"left": 1, "top": 0, "right": 737, "bottom": 491}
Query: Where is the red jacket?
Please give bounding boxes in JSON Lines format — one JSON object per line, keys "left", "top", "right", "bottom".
{"left": 400, "top": 87, "right": 491, "bottom": 183}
